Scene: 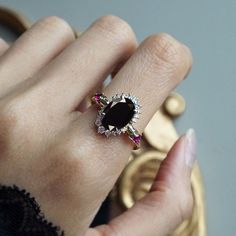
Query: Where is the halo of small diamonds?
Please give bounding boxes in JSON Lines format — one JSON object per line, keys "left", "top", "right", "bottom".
{"left": 92, "top": 93, "right": 142, "bottom": 148}
{"left": 93, "top": 93, "right": 141, "bottom": 137}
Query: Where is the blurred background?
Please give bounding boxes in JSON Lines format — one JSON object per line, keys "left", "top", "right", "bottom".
{"left": 0, "top": 0, "right": 235, "bottom": 235}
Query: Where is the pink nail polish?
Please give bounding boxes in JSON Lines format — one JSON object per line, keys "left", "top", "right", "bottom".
{"left": 185, "top": 129, "right": 197, "bottom": 168}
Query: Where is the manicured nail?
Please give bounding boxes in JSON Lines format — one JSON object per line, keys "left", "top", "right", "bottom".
{"left": 185, "top": 128, "right": 197, "bottom": 168}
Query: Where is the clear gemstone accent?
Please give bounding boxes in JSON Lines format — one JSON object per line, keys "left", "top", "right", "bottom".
{"left": 98, "top": 126, "right": 105, "bottom": 133}
{"left": 95, "top": 118, "right": 102, "bottom": 126}
{"left": 111, "top": 130, "right": 117, "bottom": 136}
{"left": 105, "top": 130, "right": 111, "bottom": 137}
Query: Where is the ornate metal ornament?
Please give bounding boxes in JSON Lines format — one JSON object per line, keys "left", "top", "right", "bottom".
{"left": 113, "top": 93, "right": 207, "bottom": 236}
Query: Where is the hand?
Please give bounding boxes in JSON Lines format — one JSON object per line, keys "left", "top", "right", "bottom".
{"left": 0, "top": 15, "right": 194, "bottom": 236}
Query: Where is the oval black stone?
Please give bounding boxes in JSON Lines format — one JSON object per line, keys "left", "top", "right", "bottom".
{"left": 102, "top": 98, "right": 135, "bottom": 131}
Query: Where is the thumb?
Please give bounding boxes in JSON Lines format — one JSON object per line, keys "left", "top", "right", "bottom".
{"left": 91, "top": 129, "right": 197, "bottom": 236}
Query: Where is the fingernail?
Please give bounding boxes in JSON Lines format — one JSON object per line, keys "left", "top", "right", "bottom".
{"left": 185, "top": 128, "right": 197, "bottom": 168}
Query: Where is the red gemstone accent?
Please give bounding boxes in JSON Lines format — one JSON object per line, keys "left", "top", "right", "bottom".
{"left": 94, "top": 94, "right": 101, "bottom": 102}
{"left": 133, "top": 135, "right": 142, "bottom": 144}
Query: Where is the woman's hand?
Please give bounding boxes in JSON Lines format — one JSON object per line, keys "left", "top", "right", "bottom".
{"left": 0, "top": 15, "right": 194, "bottom": 236}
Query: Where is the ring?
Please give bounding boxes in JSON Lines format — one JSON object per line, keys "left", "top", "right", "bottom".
{"left": 92, "top": 93, "right": 142, "bottom": 149}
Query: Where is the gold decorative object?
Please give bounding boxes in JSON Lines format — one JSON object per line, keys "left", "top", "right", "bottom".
{"left": 116, "top": 93, "right": 207, "bottom": 236}
{"left": 0, "top": 7, "right": 207, "bottom": 235}
{"left": 0, "top": 6, "right": 79, "bottom": 38}
{"left": 0, "top": 6, "right": 30, "bottom": 35}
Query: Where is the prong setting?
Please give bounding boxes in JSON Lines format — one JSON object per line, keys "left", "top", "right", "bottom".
{"left": 92, "top": 93, "right": 142, "bottom": 148}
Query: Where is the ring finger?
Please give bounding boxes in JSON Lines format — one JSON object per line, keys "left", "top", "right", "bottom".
{"left": 22, "top": 15, "right": 137, "bottom": 115}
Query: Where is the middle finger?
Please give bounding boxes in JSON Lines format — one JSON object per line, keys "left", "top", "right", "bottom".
{"left": 26, "top": 15, "right": 137, "bottom": 115}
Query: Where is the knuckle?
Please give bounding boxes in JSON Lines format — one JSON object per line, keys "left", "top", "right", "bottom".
{"left": 0, "top": 95, "right": 36, "bottom": 140}
{"left": 94, "top": 15, "right": 136, "bottom": 49}
{"left": 145, "top": 33, "right": 182, "bottom": 64}
{"left": 0, "top": 98, "right": 22, "bottom": 128}
{"left": 143, "top": 33, "right": 192, "bottom": 76}
{"left": 37, "top": 16, "right": 74, "bottom": 38}
{"left": 0, "top": 99, "right": 24, "bottom": 156}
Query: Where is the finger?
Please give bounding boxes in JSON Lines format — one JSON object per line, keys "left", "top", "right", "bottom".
{"left": 0, "top": 16, "right": 75, "bottom": 97}
{"left": 105, "top": 34, "right": 192, "bottom": 132}
{"left": 77, "top": 58, "right": 129, "bottom": 113}
{"left": 88, "top": 129, "right": 196, "bottom": 236}
{"left": 0, "top": 38, "right": 9, "bottom": 56}
{"left": 27, "top": 15, "right": 137, "bottom": 114}
{"left": 76, "top": 58, "right": 127, "bottom": 113}
{"left": 74, "top": 33, "right": 192, "bottom": 179}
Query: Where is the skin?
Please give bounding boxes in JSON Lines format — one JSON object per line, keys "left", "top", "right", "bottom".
{"left": 0, "top": 15, "right": 194, "bottom": 236}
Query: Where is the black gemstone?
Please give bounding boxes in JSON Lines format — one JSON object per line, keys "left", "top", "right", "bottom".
{"left": 102, "top": 98, "right": 135, "bottom": 131}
